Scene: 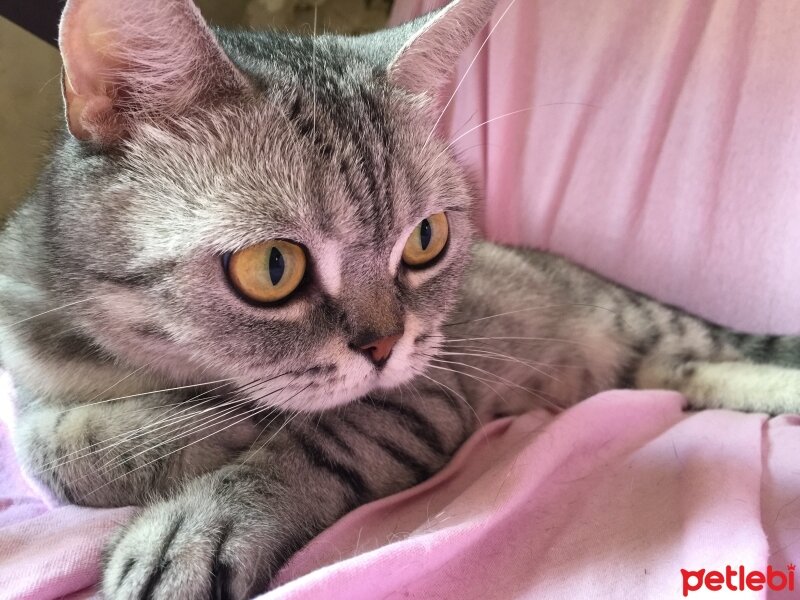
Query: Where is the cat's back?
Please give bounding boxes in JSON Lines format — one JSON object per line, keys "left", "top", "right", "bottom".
{"left": 462, "top": 240, "right": 625, "bottom": 323}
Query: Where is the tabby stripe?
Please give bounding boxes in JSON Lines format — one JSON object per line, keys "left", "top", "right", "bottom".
{"left": 729, "top": 331, "right": 750, "bottom": 348}
{"left": 119, "top": 558, "right": 136, "bottom": 588}
{"left": 139, "top": 514, "right": 185, "bottom": 600}
{"left": 366, "top": 396, "right": 446, "bottom": 455}
{"left": 706, "top": 325, "right": 725, "bottom": 356}
{"left": 340, "top": 415, "right": 433, "bottom": 484}
{"left": 610, "top": 289, "right": 631, "bottom": 334}
{"left": 433, "top": 387, "right": 470, "bottom": 437}
{"left": 87, "top": 265, "right": 172, "bottom": 288}
{"left": 617, "top": 328, "right": 662, "bottom": 389}
{"left": 307, "top": 418, "right": 356, "bottom": 457}
{"left": 50, "top": 467, "right": 78, "bottom": 505}
{"left": 211, "top": 521, "right": 234, "bottom": 600}
{"left": 288, "top": 429, "right": 370, "bottom": 504}
{"left": 669, "top": 312, "right": 687, "bottom": 337}
{"left": 751, "top": 334, "right": 781, "bottom": 362}
{"left": 417, "top": 382, "right": 471, "bottom": 441}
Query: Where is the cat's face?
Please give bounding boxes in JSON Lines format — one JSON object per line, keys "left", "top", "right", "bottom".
{"left": 51, "top": 0, "right": 494, "bottom": 411}
{"left": 88, "top": 99, "right": 474, "bottom": 410}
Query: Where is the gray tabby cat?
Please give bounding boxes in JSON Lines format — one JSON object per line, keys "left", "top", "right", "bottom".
{"left": 1, "top": 0, "right": 798, "bottom": 597}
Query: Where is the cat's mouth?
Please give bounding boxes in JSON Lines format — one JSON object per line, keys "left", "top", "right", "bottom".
{"left": 237, "top": 315, "right": 441, "bottom": 412}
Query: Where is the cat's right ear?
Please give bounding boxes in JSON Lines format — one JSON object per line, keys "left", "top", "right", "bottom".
{"left": 385, "top": 0, "right": 497, "bottom": 97}
{"left": 59, "top": 0, "right": 251, "bottom": 145}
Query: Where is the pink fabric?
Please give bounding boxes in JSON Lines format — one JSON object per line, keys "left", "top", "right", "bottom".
{"left": 3, "top": 377, "right": 800, "bottom": 599}
{"left": 393, "top": 0, "right": 800, "bottom": 334}
{"left": 3, "top": 0, "right": 800, "bottom": 597}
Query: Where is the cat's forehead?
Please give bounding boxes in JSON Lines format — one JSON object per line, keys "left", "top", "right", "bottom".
{"left": 120, "top": 95, "right": 467, "bottom": 260}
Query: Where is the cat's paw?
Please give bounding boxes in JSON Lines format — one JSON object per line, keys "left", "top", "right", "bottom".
{"left": 103, "top": 477, "right": 279, "bottom": 600}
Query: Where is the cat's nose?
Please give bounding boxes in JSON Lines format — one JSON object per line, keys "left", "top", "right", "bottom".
{"left": 358, "top": 333, "right": 402, "bottom": 368}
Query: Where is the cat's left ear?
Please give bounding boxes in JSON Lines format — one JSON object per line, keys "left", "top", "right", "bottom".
{"left": 59, "top": 0, "right": 251, "bottom": 145}
{"left": 386, "top": 0, "right": 497, "bottom": 96}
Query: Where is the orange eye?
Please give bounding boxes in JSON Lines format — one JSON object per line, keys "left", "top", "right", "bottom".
{"left": 402, "top": 212, "right": 449, "bottom": 267}
{"left": 226, "top": 240, "right": 306, "bottom": 304}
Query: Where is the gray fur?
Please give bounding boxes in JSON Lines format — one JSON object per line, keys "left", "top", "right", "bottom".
{"left": 1, "top": 0, "right": 798, "bottom": 598}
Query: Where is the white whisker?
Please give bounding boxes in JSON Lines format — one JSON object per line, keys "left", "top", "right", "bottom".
{"left": 55, "top": 378, "right": 237, "bottom": 415}
{"left": 241, "top": 382, "right": 314, "bottom": 463}
{"left": 423, "top": 0, "right": 519, "bottom": 148}
{"left": 94, "top": 377, "right": 293, "bottom": 477}
{"left": 85, "top": 400, "right": 278, "bottom": 500}
{"left": 428, "top": 358, "right": 562, "bottom": 412}
{"left": 0, "top": 296, "right": 103, "bottom": 330}
{"left": 312, "top": 2, "right": 318, "bottom": 138}
{"left": 437, "top": 349, "right": 562, "bottom": 384}
{"left": 414, "top": 369, "right": 486, "bottom": 433}
{"left": 444, "top": 303, "right": 621, "bottom": 328}
{"left": 444, "top": 335, "right": 589, "bottom": 348}
{"left": 40, "top": 379, "right": 264, "bottom": 475}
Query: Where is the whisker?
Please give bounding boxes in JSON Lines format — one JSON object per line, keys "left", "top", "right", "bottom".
{"left": 40, "top": 380, "right": 263, "bottom": 475}
{"left": 240, "top": 381, "right": 315, "bottom": 464}
{"left": 443, "top": 303, "right": 622, "bottom": 328}
{"left": 444, "top": 335, "right": 590, "bottom": 348}
{"left": 90, "top": 377, "right": 300, "bottom": 486}
{"left": 84, "top": 399, "right": 280, "bottom": 501}
{"left": 85, "top": 368, "right": 312, "bottom": 483}
{"left": 439, "top": 107, "right": 536, "bottom": 154}
{"left": 92, "top": 379, "right": 268, "bottom": 468}
{"left": 441, "top": 341, "right": 586, "bottom": 370}
{"left": 427, "top": 358, "right": 562, "bottom": 412}
{"left": 40, "top": 375, "right": 272, "bottom": 475}
{"left": 437, "top": 349, "right": 562, "bottom": 384}
{"left": 93, "top": 379, "right": 291, "bottom": 477}
{"left": 234, "top": 374, "right": 307, "bottom": 460}
{"left": 0, "top": 296, "right": 105, "bottom": 330}
{"left": 413, "top": 369, "right": 486, "bottom": 432}
{"left": 312, "top": 2, "right": 318, "bottom": 138}
{"left": 91, "top": 393, "right": 237, "bottom": 474}
{"left": 423, "top": 0, "right": 520, "bottom": 148}
{"left": 54, "top": 378, "right": 238, "bottom": 415}
{"left": 439, "top": 103, "right": 601, "bottom": 161}
{"left": 38, "top": 387, "right": 227, "bottom": 475}
{"left": 425, "top": 362, "right": 517, "bottom": 410}
{"left": 81, "top": 359, "right": 161, "bottom": 406}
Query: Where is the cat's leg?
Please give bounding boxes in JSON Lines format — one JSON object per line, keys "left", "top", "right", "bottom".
{"left": 636, "top": 359, "right": 800, "bottom": 413}
{"left": 103, "top": 380, "right": 473, "bottom": 600}
{"left": 14, "top": 386, "right": 262, "bottom": 507}
{"left": 599, "top": 290, "right": 800, "bottom": 413}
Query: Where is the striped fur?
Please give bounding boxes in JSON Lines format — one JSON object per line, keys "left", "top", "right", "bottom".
{"left": 2, "top": 0, "right": 799, "bottom": 598}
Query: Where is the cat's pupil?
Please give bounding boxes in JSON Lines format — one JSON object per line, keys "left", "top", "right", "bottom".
{"left": 268, "top": 247, "right": 285, "bottom": 285}
{"left": 420, "top": 219, "right": 432, "bottom": 250}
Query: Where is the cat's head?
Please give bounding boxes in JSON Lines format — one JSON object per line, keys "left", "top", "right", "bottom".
{"left": 51, "top": 0, "right": 496, "bottom": 410}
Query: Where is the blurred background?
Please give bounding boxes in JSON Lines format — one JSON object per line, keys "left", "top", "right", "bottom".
{"left": 0, "top": 0, "right": 394, "bottom": 222}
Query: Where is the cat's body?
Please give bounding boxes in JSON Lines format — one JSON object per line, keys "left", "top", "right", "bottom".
{"left": 2, "top": 0, "right": 799, "bottom": 598}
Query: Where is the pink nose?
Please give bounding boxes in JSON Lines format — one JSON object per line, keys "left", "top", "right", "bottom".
{"left": 360, "top": 334, "right": 402, "bottom": 366}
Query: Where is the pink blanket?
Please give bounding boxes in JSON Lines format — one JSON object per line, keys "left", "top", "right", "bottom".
{"left": 4, "top": 0, "right": 800, "bottom": 597}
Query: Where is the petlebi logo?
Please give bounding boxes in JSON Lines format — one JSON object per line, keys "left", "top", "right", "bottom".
{"left": 681, "top": 564, "right": 795, "bottom": 596}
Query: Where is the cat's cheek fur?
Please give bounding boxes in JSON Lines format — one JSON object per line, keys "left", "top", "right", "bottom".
{"left": 378, "top": 313, "right": 442, "bottom": 389}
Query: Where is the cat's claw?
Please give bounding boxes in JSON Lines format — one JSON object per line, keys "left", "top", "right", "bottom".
{"left": 103, "top": 492, "right": 268, "bottom": 600}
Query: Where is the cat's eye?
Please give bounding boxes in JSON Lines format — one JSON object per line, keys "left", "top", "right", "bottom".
{"left": 402, "top": 212, "right": 449, "bottom": 267}
{"left": 226, "top": 240, "right": 307, "bottom": 304}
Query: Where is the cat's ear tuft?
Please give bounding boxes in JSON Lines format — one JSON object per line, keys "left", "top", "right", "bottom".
{"left": 59, "top": 0, "right": 251, "bottom": 144}
{"left": 387, "top": 0, "right": 497, "bottom": 96}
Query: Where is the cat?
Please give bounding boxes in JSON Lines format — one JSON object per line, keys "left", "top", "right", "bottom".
{"left": 1, "top": 0, "right": 799, "bottom": 598}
